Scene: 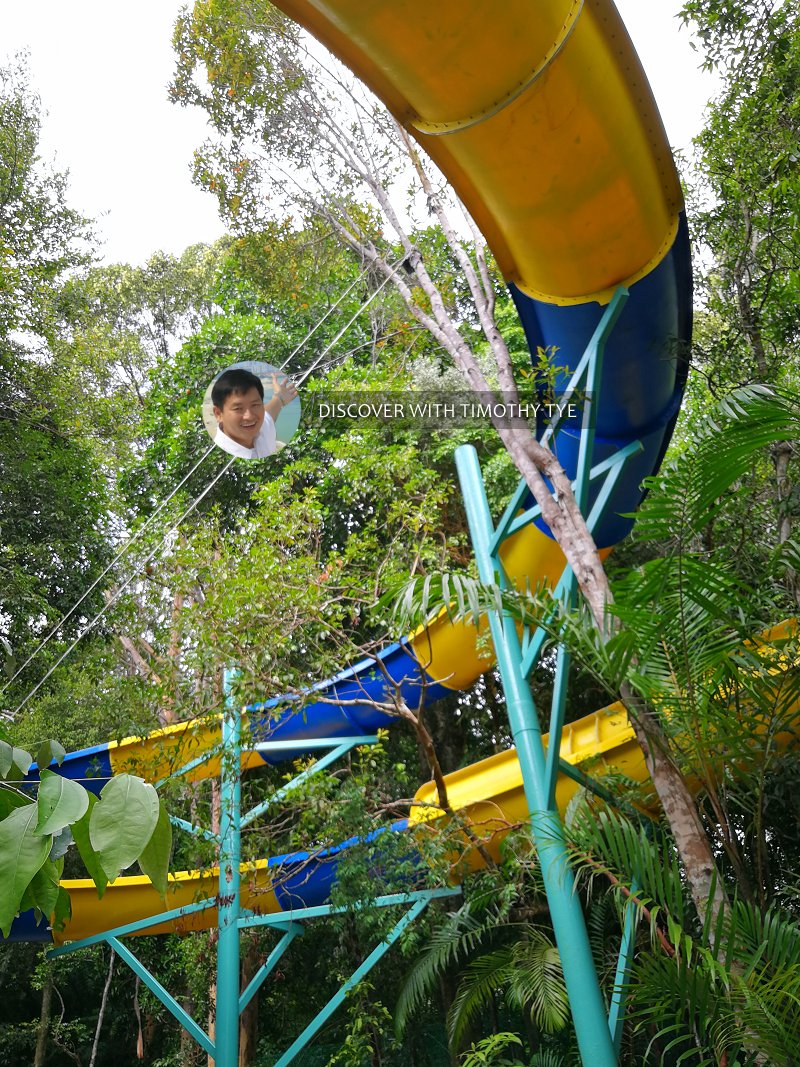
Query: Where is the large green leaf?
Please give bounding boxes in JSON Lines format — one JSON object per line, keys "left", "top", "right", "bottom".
{"left": 72, "top": 794, "right": 107, "bottom": 898}
{"left": 51, "top": 885, "right": 72, "bottom": 933}
{"left": 35, "top": 769, "right": 89, "bottom": 836}
{"left": 0, "top": 804, "right": 51, "bottom": 935}
{"left": 138, "top": 799, "right": 173, "bottom": 897}
{"left": 0, "top": 741, "right": 33, "bottom": 780}
{"left": 26, "top": 859, "right": 63, "bottom": 920}
{"left": 90, "top": 775, "right": 159, "bottom": 882}
{"left": 35, "top": 739, "right": 66, "bottom": 770}
{"left": 0, "top": 784, "right": 34, "bottom": 821}
{"left": 49, "top": 825, "right": 73, "bottom": 861}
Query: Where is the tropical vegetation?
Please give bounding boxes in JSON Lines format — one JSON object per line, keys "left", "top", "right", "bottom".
{"left": 1, "top": 0, "right": 800, "bottom": 1064}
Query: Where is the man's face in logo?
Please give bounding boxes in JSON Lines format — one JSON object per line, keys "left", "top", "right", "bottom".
{"left": 213, "top": 386, "right": 265, "bottom": 448}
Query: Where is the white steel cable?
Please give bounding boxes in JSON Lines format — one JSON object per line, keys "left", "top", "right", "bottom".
{"left": 276, "top": 259, "right": 375, "bottom": 373}
{"left": 1, "top": 442, "right": 218, "bottom": 693}
{"left": 6, "top": 259, "right": 402, "bottom": 716}
{"left": 293, "top": 262, "right": 401, "bottom": 387}
{"left": 3, "top": 259, "right": 378, "bottom": 693}
{"left": 8, "top": 457, "right": 236, "bottom": 720}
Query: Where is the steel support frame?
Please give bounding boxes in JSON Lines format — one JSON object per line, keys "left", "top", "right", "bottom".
{"left": 48, "top": 677, "right": 452, "bottom": 1066}
{"left": 454, "top": 287, "right": 639, "bottom": 1065}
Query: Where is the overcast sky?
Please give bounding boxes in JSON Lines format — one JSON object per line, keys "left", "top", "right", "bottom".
{"left": 3, "top": 0, "right": 718, "bottom": 268}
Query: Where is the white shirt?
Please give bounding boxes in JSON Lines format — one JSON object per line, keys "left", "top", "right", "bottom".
{"left": 214, "top": 414, "right": 277, "bottom": 459}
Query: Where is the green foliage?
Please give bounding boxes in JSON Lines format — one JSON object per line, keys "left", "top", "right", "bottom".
{"left": 137, "top": 801, "right": 173, "bottom": 897}
{"left": 0, "top": 803, "right": 52, "bottom": 935}
{"left": 448, "top": 931, "right": 568, "bottom": 1048}
{"left": 0, "top": 739, "right": 171, "bottom": 934}
{"left": 460, "top": 1032, "right": 524, "bottom": 1067}
{"left": 51, "top": 243, "right": 227, "bottom": 464}
{"left": 397, "top": 882, "right": 568, "bottom": 1056}
{"left": 561, "top": 797, "right": 800, "bottom": 1064}
{"left": 395, "top": 388, "right": 800, "bottom": 767}
{"left": 326, "top": 982, "right": 397, "bottom": 1067}
{"left": 391, "top": 383, "right": 800, "bottom": 1061}
{"left": 0, "top": 56, "right": 91, "bottom": 345}
{"left": 680, "top": 0, "right": 787, "bottom": 71}
{"left": 171, "top": 0, "right": 301, "bottom": 156}
{"left": 88, "top": 773, "right": 160, "bottom": 883}
{"left": 459, "top": 1033, "right": 576, "bottom": 1067}
{"left": 0, "top": 57, "right": 120, "bottom": 729}
{"left": 0, "top": 349, "right": 112, "bottom": 653}
{"left": 35, "top": 769, "right": 89, "bottom": 835}
{"left": 71, "top": 793, "right": 108, "bottom": 897}
{"left": 632, "top": 386, "right": 800, "bottom": 545}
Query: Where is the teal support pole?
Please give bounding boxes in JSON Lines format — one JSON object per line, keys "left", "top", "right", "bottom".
{"left": 240, "top": 887, "right": 460, "bottom": 931}
{"left": 455, "top": 445, "right": 619, "bottom": 1067}
{"left": 608, "top": 891, "right": 639, "bottom": 1052}
{"left": 272, "top": 895, "right": 433, "bottom": 1067}
{"left": 216, "top": 668, "right": 242, "bottom": 1067}
{"left": 242, "top": 737, "right": 379, "bottom": 827}
{"left": 239, "top": 925, "right": 304, "bottom": 1014}
{"left": 108, "top": 936, "right": 216, "bottom": 1058}
{"left": 169, "top": 814, "right": 221, "bottom": 844}
{"left": 49, "top": 898, "right": 217, "bottom": 956}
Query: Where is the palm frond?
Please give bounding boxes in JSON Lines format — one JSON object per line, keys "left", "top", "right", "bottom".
{"left": 570, "top": 808, "right": 688, "bottom": 944}
{"left": 529, "top": 1049, "right": 577, "bottom": 1067}
{"left": 628, "top": 897, "right": 800, "bottom": 1065}
{"left": 507, "top": 932, "right": 569, "bottom": 1035}
{"left": 395, "top": 900, "right": 505, "bottom": 1036}
{"left": 724, "top": 899, "right": 800, "bottom": 973}
{"left": 446, "top": 927, "right": 569, "bottom": 1049}
{"left": 633, "top": 386, "right": 800, "bottom": 547}
{"left": 448, "top": 946, "right": 515, "bottom": 1048}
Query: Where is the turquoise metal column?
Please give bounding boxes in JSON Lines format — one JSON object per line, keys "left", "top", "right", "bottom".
{"left": 455, "top": 446, "right": 619, "bottom": 1067}
{"left": 216, "top": 668, "right": 242, "bottom": 1067}
{"left": 608, "top": 889, "right": 639, "bottom": 1051}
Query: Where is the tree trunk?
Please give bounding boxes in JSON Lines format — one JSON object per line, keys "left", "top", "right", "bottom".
{"left": 162, "top": 582, "right": 186, "bottom": 725}
{"left": 89, "top": 950, "right": 115, "bottom": 1067}
{"left": 772, "top": 440, "right": 799, "bottom": 603}
{"left": 621, "top": 682, "right": 728, "bottom": 929}
{"left": 238, "top": 935, "right": 260, "bottom": 1067}
{"left": 34, "top": 963, "right": 53, "bottom": 1067}
{"left": 180, "top": 993, "right": 201, "bottom": 1066}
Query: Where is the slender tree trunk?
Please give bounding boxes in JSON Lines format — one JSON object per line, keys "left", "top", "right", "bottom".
{"left": 772, "top": 440, "right": 799, "bottom": 603}
{"left": 34, "top": 964, "right": 53, "bottom": 1067}
{"left": 162, "top": 581, "right": 186, "bottom": 725}
{"left": 133, "top": 975, "right": 144, "bottom": 1061}
{"left": 180, "top": 993, "right": 201, "bottom": 1066}
{"left": 89, "top": 950, "right": 115, "bottom": 1067}
{"left": 238, "top": 935, "right": 260, "bottom": 1067}
{"left": 621, "top": 682, "right": 728, "bottom": 929}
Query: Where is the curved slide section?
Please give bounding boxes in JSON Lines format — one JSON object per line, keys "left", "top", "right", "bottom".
{"left": 273, "top": 0, "right": 682, "bottom": 306}
{"left": 261, "top": 0, "right": 693, "bottom": 678}
{"left": 10, "top": 618, "right": 798, "bottom": 946}
{"left": 10, "top": 1, "right": 694, "bottom": 942}
{"left": 10, "top": 700, "right": 644, "bottom": 945}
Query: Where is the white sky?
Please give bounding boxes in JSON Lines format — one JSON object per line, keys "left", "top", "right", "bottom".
{"left": 2, "top": 0, "right": 718, "bottom": 268}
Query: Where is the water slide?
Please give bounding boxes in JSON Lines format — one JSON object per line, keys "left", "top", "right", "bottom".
{"left": 9, "top": 0, "right": 692, "bottom": 944}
